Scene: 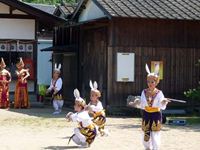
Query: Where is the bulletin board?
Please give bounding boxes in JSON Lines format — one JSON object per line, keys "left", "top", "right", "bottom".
{"left": 151, "top": 61, "right": 163, "bottom": 80}
{"left": 117, "top": 53, "right": 135, "bottom": 82}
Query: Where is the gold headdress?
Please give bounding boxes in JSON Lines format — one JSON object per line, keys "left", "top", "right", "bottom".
{"left": 0, "top": 58, "right": 6, "bottom": 68}
{"left": 16, "top": 57, "right": 25, "bottom": 68}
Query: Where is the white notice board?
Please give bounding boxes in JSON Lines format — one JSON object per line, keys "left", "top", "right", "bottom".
{"left": 117, "top": 53, "right": 135, "bottom": 82}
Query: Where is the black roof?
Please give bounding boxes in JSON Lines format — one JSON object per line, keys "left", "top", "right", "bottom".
{"left": 0, "top": 0, "right": 65, "bottom": 25}
{"left": 27, "top": 3, "right": 56, "bottom": 15}
{"left": 54, "top": 3, "right": 77, "bottom": 19}
{"left": 73, "top": 0, "right": 200, "bottom": 20}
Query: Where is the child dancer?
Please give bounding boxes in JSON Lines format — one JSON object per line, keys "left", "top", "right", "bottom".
{"left": 129, "top": 64, "right": 169, "bottom": 150}
{"left": 66, "top": 89, "right": 97, "bottom": 148}
{"left": 87, "top": 80, "right": 108, "bottom": 136}
{"left": 46, "top": 63, "right": 63, "bottom": 115}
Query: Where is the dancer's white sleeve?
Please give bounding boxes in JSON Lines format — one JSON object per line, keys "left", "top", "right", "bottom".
{"left": 139, "top": 90, "right": 147, "bottom": 109}
{"left": 89, "top": 101, "right": 103, "bottom": 112}
{"left": 47, "top": 79, "right": 54, "bottom": 91}
{"left": 55, "top": 78, "right": 62, "bottom": 91}
{"left": 70, "top": 113, "right": 79, "bottom": 122}
{"left": 157, "top": 91, "right": 167, "bottom": 110}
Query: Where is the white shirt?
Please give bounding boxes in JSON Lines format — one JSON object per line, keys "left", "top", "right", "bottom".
{"left": 88, "top": 101, "right": 103, "bottom": 112}
{"left": 70, "top": 111, "right": 93, "bottom": 127}
{"left": 48, "top": 78, "right": 62, "bottom": 91}
{"left": 140, "top": 90, "right": 167, "bottom": 110}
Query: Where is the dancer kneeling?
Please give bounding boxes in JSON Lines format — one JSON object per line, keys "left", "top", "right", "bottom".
{"left": 66, "top": 89, "right": 97, "bottom": 148}
{"left": 129, "top": 64, "right": 169, "bottom": 150}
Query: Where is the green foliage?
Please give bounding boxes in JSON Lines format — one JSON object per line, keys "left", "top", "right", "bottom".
{"left": 22, "top": 0, "right": 75, "bottom": 5}
{"left": 39, "top": 84, "right": 47, "bottom": 96}
{"left": 184, "top": 58, "right": 200, "bottom": 101}
{"left": 184, "top": 87, "right": 200, "bottom": 101}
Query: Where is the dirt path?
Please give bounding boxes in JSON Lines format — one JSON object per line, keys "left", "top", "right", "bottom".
{"left": 0, "top": 108, "right": 199, "bottom": 150}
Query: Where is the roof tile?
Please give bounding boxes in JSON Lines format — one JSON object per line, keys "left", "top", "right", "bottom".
{"left": 96, "top": 0, "right": 200, "bottom": 20}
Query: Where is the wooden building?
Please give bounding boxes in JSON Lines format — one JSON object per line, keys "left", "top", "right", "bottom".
{"left": 53, "top": 0, "right": 200, "bottom": 107}
{"left": 0, "top": 0, "right": 64, "bottom": 95}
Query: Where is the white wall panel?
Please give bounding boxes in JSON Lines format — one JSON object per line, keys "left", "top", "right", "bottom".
{"left": 0, "top": 19, "right": 35, "bottom": 40}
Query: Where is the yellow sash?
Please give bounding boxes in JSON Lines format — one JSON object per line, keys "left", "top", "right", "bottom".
{"left": 145, "top": 106, "right": 160, "bottom": 113}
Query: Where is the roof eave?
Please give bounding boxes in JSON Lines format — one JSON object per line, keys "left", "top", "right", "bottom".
{"left": 0, "top": 0, "right": 66, "bottom": 25}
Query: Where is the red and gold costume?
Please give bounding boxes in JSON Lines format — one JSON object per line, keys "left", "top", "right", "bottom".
{"left": 0, "top": 58, "right": 11, "bottom": 108}
{"left": 14, "top": 58, "right": 30, "bottom": 108}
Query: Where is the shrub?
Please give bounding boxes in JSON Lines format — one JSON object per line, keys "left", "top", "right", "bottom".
{"left": 184, "top": 59, "right": 200, "bottom": 101}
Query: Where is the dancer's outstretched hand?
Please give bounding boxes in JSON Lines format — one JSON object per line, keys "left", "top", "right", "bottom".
{"left": 161, "top": 98, "right": 170, "bottom": 105}
{"left": 66, "top": 112, "right": 73, "bottom": 122}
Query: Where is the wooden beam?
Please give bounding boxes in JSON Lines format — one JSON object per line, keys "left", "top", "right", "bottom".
{"left": 0, "top": 14, "right": 35, "bottom": 19}
{"left": 82, "top": 23, "right": 108, "bottom": 30}
{"left": 9, "top": 6, "right": 12, "bottom": 14}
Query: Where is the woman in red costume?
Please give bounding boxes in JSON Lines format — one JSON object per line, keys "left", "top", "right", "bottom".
{"left": 14, "top": 58, "right": 30, "bottom": 108}
{"left": 0, "top": 58, "right": 11, "bottom": 108}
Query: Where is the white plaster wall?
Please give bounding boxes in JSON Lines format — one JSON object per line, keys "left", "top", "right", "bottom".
{"left": 0, "top": 2, "right": 9, "bottom": 14}
{"left": 37, "top": 40, "right": 52, "bottom": 85}
{"left": 0, "top": 19, "right": 35, "bottom": 40}
{"left": 79, "top": 0, "right": 106, "bottom": 22}
{"left": 12, "top": 9, "right": 28, "bottom": 15}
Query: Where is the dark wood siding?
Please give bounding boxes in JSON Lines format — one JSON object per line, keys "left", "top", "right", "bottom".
{"left": 111, "top": 18, "right": 200, "bottom": 48}
{"left": 54, "top": 18, "right": 200, "bottom": 107}
{"left": 79, "top": 26, "right": 108, "bottom": 105}
{"left": 107, "top": 18, "right": 200, "bottom": 106}
{"left": 107, "top": 46, "right": 200, "bottom": 106}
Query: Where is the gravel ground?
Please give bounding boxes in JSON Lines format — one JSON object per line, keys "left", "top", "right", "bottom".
{"left": 0, "top": 108, "right": 200, "bottom": 150}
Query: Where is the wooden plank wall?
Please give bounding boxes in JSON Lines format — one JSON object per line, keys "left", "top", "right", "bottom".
{"left": 107, "top": 46, "right": 200, "bottom": 106}
{"left": 111, "top": 18, "right": 200, "bottom": 48}
{"left": 79, "top": 26, "right": 108, "bottom": 105}
{"left": 107, "top": 18, "right": 200, "bottom": 106}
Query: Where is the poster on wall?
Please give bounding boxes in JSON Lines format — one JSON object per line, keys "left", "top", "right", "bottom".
{"left": 117, "top": 52, "right": 135, "bottom": 82}
{"left": 151, "top": 61, "right": 163, "bottom": 80}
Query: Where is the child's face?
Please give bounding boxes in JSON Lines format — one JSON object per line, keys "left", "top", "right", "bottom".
{"left": 90, "top": 92, "right": 98, "bottom": 103}
{"left": 74, "top": 102, "right": 83, "bottom": 112}
{"left": 147, "top": 78, "right": 157, "bottom": 90}
{"left": 53, "top": 71, "right": 60, "bottom": 79}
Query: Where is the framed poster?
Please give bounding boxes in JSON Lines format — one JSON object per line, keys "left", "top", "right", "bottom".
{"left": 117, "top": 52, "right": 135, "bottom": 82}
{"left": 151, "top": 61, "right": 163, "bottom": 80}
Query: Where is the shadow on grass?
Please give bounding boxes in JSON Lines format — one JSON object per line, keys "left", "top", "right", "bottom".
{"left": 8, "top": 107, "right": 73, "bottom": 119}
{"left": 44, "top": 146, "right": 79, "bottom": 150}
